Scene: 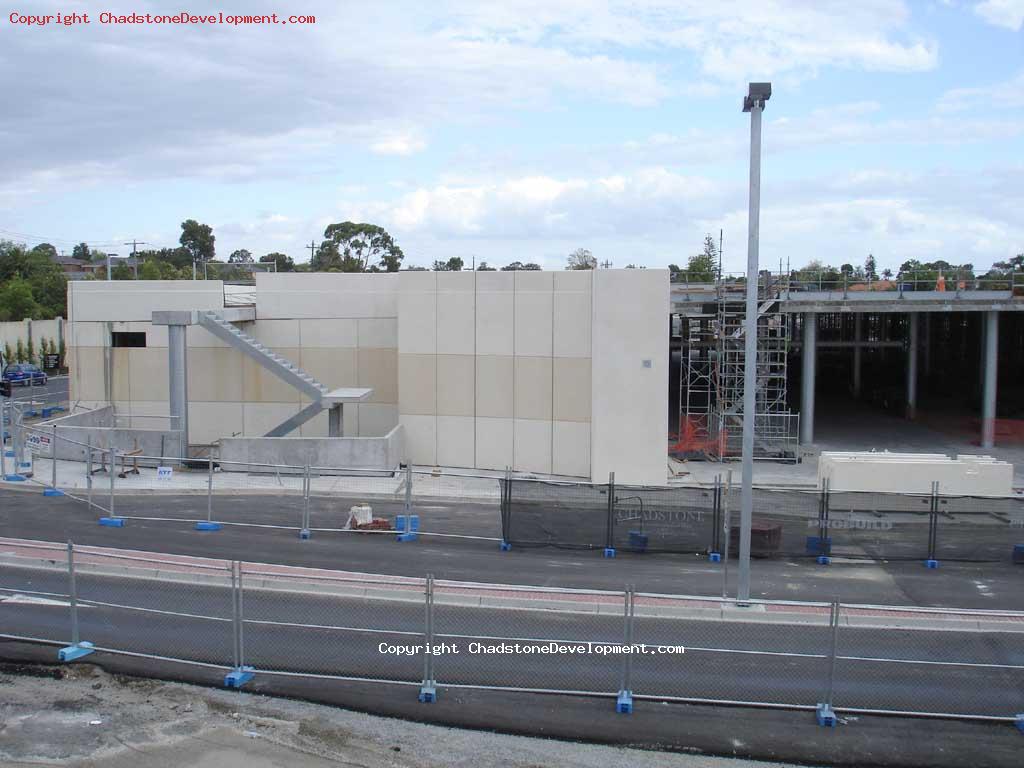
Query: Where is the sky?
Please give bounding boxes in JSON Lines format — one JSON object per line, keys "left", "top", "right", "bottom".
{"left": 0, "top": 0, "right": 1022, "bottom": 273}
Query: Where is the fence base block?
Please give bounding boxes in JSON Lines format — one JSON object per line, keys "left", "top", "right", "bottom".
{"left": 224, "top": 666, "right": 255, "bottom": 689}
{"left": 397, "top": 532, "right": 418, "bottom": 542}
{"left": 195, "top": 521, "right": 222, "bottom": 531}
{"left": 816, "top": 555, "right": 831, "bottom": 565}
{"left": 924, "top": 559, "right": 940, "bottom": 569}
{"left": 616, "top": 690, "right": 633, "bottom": 714}
{"left": 43, "top": 488, "right": 65, "bottom": 497}
{"left": 299, "top": 528, "right": 311, "bottom": 540}
{"left": 806, "top": 536, "right": 832, "bottom": 556}
{"left": 3, "top": 474, "right": 27, "bottom": 482}
{"left": 1013, "top": 545, "right": 1024, "bottom": 564}
{"left": 603, "top": 547, "right": 616, "bottom": 558}
{"left": 98, "top": 517, "right": 124, "bottom": 527}
{"left": 708, "top": 552, "right": 722, "bottom": 563}
{"left": 1015, "top": 714, "right": 1023, "bottom": 733}
{"left": 418, "top": 682, "right": 437, "bottom": 703}
{"left": 815, "top": 703, "right": 837, "bottom": 727}
{"left": 58, "top": 641, "right": 94, "bottom": 663}
{"left": 500, "top": 541, "right": 512, "bottom": 552}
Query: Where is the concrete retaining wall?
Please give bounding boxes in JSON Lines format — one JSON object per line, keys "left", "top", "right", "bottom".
{"left": 39, "top": 406, "right": 183, "bottom": 463}
{"left": 217, "top": 424, "right": 404, "bottom": 474}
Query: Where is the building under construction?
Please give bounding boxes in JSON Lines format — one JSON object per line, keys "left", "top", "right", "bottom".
{"left": 670, "top": 273, "right": 1024, "bottom": 463}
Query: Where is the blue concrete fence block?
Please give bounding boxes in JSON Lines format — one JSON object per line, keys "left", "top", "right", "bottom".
{"left": 418, "top": 682, "right": 437, "bottom": 703}
{"left": 224, "top": 666, "right": 255, "bottom": 689}
{"left": 195, "top": 521, "right": 222, "bottom": 531}
{"left": 627, "top": 531, "right": 648, "bottom": 553}
{"left": 616, "top": 690, "right": 633, "bottom": 714}
{"left": 98, "top": 517, "right": 124, "bottom": 527}
{"left": 1011, "top": 545, "right": 1024, "bottom": 564}
{"left": 603, "top": 547, "right": 616, "bottom": 558}
{"left": 500, "top": 541, "right": 512, "bottom": 551}
{"left": 816, "top": 703, "right": 837, "bottom": 727}
{"left": 708, "top": 552, "right": 722, "bottom": 563}
{"left": 924, "top": 559, "right": 939, "bottom": 569}
{"left": 58, "top": 641, "right": 94, "bottom": 663}
{"left": 805, "top": 536, "right": 832, "bottom": 556}
{"left": 43, "top": 488, "right": 65, "bottom": 497}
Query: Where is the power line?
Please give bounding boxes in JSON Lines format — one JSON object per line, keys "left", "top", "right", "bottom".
{"left": 0, "top": 228, "right": 123, "bottom": 247}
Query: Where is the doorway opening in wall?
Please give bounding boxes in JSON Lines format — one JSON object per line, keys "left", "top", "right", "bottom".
{"left": 111, "top": 331, "right": 147, "bottom": 348}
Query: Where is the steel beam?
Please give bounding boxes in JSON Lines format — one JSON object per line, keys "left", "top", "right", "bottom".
{"left": 852, "top": 314, "right": 862, "bottom": 399}
{"left": 906, "top": 313, "right": 918, "bottom": 420}
{"left": 167, "top": 324, "right": 189, "bottom": 457}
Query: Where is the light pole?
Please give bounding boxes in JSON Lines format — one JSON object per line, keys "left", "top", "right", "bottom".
{"left": 738, "top": 82, "right": 771, "bottom": 603}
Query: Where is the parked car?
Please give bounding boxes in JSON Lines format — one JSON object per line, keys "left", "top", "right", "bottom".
{"left": 2, "top": 363, "right": 48, "bottom": 387}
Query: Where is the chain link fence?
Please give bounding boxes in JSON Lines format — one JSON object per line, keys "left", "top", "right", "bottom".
{"left": 1, "top": 539, "right": 1021, "bottom": 722}
{"left": 6, "top": 415, "right": 1024, "bottom": 564}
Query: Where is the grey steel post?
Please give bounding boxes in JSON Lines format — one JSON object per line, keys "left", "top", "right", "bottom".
{"left": 906, "top": 312, "right": 918, "bottom": 419}
{"left": 800, "top": 313, "right": 817, "bottom": 444}
{"left": 231, "top": 562, "right": 240, "bottom": 670}
{"left": 51, "top": 423, "right": 58, "bottom": 490}
{"left": 68, "top": 541, "right": 80, "bottom": 646}
{"left": 981, "top": 310, "right": 999, "bottom": 448}
{"left": 606, "top": 471, "right": 616, "bottom": 551}
{"left": 619, "top": 587, "right": 635, "bottom": 696}
{"left": 236, "top": 562, "right": 246, "bottom": 669}
{"left": 722, "top": 469, "right": 732, "bottom": 599}
{"left": 167, "top": 323, "right": 189, "bottom": 460}
{"left": 403, "top": 463, "right": 413, "bottom": 534}
{"left": 206, "top": 454, "right": 214, "bottom": 523}
{"left": 738, "top": 82, "right": 771, "bottom": 603}
{"left": 108, "top": 446, "right": 115, "bottom": 517}
{"left": 86, "top": 440, "right": 93, "bottom": 510}
{"left": 422, "top": 574, "right": 435, "bottom": 685}
{"left": 825, "top": 599, "right": 839, "bottom": 707}
{"left": 303, "top": 463, "right": 311, "bottom": 531}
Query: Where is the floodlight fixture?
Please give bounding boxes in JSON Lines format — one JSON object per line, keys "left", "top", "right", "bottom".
{"left": 743, "top": 82, "right": 772, "bottom": 112}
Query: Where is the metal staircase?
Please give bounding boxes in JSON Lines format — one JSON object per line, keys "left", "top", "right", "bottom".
{"left": 197, "top": 311, "right": 328, "bottom": 435}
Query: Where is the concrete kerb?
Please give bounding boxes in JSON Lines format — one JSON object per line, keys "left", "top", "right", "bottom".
{"left": 2, "top": 551, "right": 1022, "bottom": 633}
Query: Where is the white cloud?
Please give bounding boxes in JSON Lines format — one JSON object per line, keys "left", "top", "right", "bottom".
{"left": 369, "top": 133, "right": 428, "bottom": 156}
{"left": 973, "top": 0, "right": 1024, "bottom": 30}
{"left": 937, "top": 70, "right": 1024, "bottom": 112}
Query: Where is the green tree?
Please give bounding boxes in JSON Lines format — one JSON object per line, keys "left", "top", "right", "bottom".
{"left": 566, "top": 248, "right": 596, "bottom": 270}
{"left": 180, "top": 219, "right": 216, "bottom": 264}
{"left": 3, "top": 342, "right": 13, "bottom": 367}
{"left": 111, "top": 263, "right": 133, "bottom": 280}
{"left": 685, "top": 253, "right": 716, "bottom": 282}
{"left": 139, "top": 259, "right": 163, "bottom": 280}
{"left": 15, "top": 338, "right": 27, "bottom": 363}
{"left": 500, "top": 261, "right": 542, "bottom": 271}
{"left": 260, "top": 252, "right": 294, "bottom": 272}
{"left": 29, "top": 243, "right": 58, "bottom": 260}
{"left": 0, "top": 279, "right": 40, "bottom": 321}
{"left": 26, "top": 338, "right": 36, "bottom": 365}
{"left": 72, "top": 242, "right": 91, "bottom": 261}
{"left": 433, "top": 257, "right": 464, "bottom": 271}
{"left": 228, "top": 248, "right": 253, "bottom": 263}
{"left": 864, "top": 253, "right": 878, "bottom": 280}
{"left": 476, "top": 261, "right": 496, "bottom": 271}
{"left": 319, "top": 222, "right": 404, "bottom": 272}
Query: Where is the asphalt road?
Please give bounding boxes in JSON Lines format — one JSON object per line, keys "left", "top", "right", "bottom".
{"left": 5, "top": 374, "right": 68, "bottom": 404}
{"left": 2, "top": 487, "right": 1023, "bottom": 610}
{"left": 2, "top": 564, "right": 1021, "bottom": 719}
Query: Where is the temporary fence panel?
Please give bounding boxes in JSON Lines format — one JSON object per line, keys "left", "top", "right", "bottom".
{"left": 631, "top": 593, "right": 833, "bottom": 708}
{"left": 431, "top": 579, "right": 624, "bottom": 695}
{"left": 833, "top": 603, "right": 1024, "bottom": 719}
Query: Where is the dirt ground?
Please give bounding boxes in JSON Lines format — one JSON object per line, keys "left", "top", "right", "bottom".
{"left": 0, "top": 663, "right": 812, "bottom": 768}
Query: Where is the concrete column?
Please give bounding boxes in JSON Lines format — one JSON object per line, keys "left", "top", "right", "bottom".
{"left": 328, "top": 404, "right": 343, "bottom": 437}
{"left": 852, "top": 313, "right": 863, "bottom": 399}
{"left": 167, "top": 324, "right": 189, "bottom": 458}
{"left": 922, "top": 314, "right": 931, "bottom": 381}
{"left": 906, "top": 313, "right": 918, "bottom": 420}
{"left": 800, "top": 313, "right": 816, "bottom": 444}
{"left": 981, "top": 311, "right": 999, "bottom": 449}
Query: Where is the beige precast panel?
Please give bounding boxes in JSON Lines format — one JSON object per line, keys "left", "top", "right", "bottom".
{"left": 514, "top": 418, "right": 552, "bottom": 475}
{"left": 436, "top": 354, "right": 475, "bottom": 417}
{"left": 475, "top": 356, "right": 514, "bottom": 419}
{"left": 255, "top": 272, "right": 399, "bottom": 320}
{"left": 513, "top": 271, "right": 553, "bottom": 357}
{"left": 400, "top": 413, "right": 437, "bottom": 465}
{"left": 475, "top": 417, "right": 514, "bottom": 470}
{"left": 398, "top": 353, "right": 437, "bottom": 416}
{"left": 69, "top": 280, "right": 224, "bottom": 322}
{"left": 514, "top": 356, "right": 553, "bottom": 421}
{"left": 553, "top": 421, "right": 591, "bottom": 478}
{"left": 357, "top": 347, "right": 398, "bottom": 404}
{"left": 437, "top": 415, "right": 475, "bottom": 468}
{"left": 475, "top": 271, "right": 514, "bottom": 356}
{"left": 436, "top": 271, "right": 476, "bottom": 356}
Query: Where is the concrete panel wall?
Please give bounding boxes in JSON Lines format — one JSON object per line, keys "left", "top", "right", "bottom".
{"left": 0, "top": 318, "right": 64, "bottom": 361}
{"left": 398, "top": 270, "right": 596, "bottom": 478}
{"left": 68, "top": 275, "right": 400, "bottom": 442}
{"left": 590, "top": 269, "right": 669, "bottom": 486}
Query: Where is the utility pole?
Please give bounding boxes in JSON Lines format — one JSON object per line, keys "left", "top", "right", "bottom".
{"left": 718, "top": 229, "right": 724, "bottom": 281}
{"left": 124, "top": 240, "right": 146, "bottom": 279}
{"left": 600, "top": 259, "right": 613, "bottom": 269}
{"left": 307, "top": 240, "right": 317, "bottom": 265}
{"left": 738, "top": 82, "right": 771, "bottom": 604}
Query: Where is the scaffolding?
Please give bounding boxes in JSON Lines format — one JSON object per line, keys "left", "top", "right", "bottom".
{"left": 677, "top": 273, "right": 799, "bottom": 461}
